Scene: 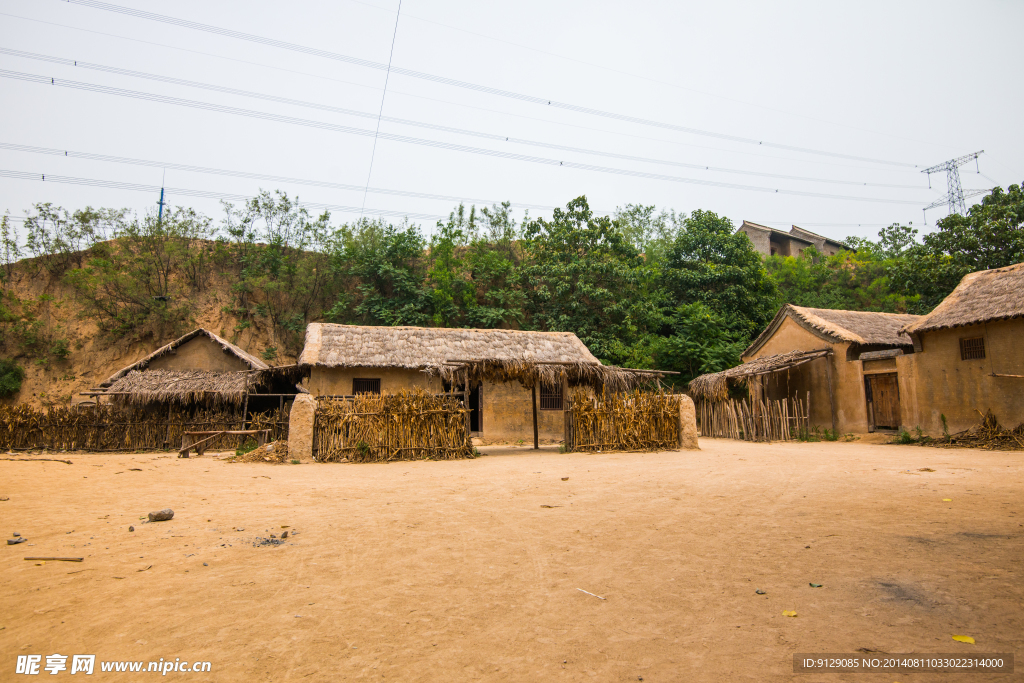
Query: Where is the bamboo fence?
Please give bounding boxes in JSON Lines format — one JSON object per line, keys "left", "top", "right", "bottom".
{"left": 0, "top": 404, "right": 289, "bottom": 452}
{"left": 312, "top": 389, "right": 474, "bottom": 463}
{"left": 696, "top": 395, "right": 810, "bottom": 442}
{"left": 565, "top": 389, "right": 681, "bottom": 453}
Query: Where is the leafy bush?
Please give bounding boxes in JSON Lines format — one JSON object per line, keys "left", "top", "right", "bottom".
{"left": 0, "top": 358, "right": 25, "bottom": 396}
{"left": 893, "top": 428, "right": 915, "bottom": 445}
{"left": 50, "top": 338, "right": 70, "bottom": 359}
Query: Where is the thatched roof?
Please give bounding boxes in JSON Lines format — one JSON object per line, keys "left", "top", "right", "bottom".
{"left": 105, "top": 370, "right": 258, "bottom": 407}
{"left": 106, "top": 328, "right": 268, "bottom": 384}
{"left": 298, "top": 324, "right": 667, "bottom": 391}
{"left": 439, "top": 358, "right": 665, "bottom": 392}
{"left": 689, "top": 349, "right": 831, "bottom": 401}
{"left": 902, "top": 262, "right": 1024, "bottom": 335}
{"left": 744, "top": 305, "right": 921, "bottom": 358}
{"left": 299, "top": 324, "right": 600, "bottom": 368}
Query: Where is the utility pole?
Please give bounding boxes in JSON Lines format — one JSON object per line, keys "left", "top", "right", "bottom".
{"left": 921, "top": 151, "right": 985, "bottom": 222}
{"left": 157, "top": 169, "right": 166, "bottom": 222}
{"left": 157, "top": 186, "right": 166, "bottom": 222}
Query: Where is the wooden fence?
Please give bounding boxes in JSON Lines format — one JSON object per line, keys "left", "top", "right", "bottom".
{"left": 0, "top": 404, "right": 289, "bottom": 452}
{"left": 565, "top": 389, "right": 681, "bottom": 452}
{"left": 696, "top": 395, "right": 810, "bottom": 441}
{"left": 312, "top": 390, "right": 473, "bottom": 463}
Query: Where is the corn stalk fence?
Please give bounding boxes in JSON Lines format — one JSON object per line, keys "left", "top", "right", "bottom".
{"left": 0, "top": 404, "right": 289, "bottom": 452}
{"left": 696, "top": 396, "right": 810, "bottom": 441}
{"left": 313, "top": 390, "right": 473, "bottom": 463}
{"left": 565, "top": 389, "right": 682, "bottom": 452}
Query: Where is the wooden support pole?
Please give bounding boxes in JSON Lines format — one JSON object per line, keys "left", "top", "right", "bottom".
{"left": 532, "top": 384, "right": 539, "bottom": 450}
{"left": 564, "top": 391, "right": 572, "bottom": 453}
{"left": 464, "top": 367, "right": 471, "bottom": 437}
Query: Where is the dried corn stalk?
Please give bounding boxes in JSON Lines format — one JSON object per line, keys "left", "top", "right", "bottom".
{"left": 566, "top": 389, "right": 681, "bottom": 453}
{"left": 313, "top": 389, "right": 473, "bottom": 463}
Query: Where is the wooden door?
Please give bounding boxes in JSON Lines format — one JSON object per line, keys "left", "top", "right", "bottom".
{"left": 868, "top": 374, "right": 900, "bottom": 430}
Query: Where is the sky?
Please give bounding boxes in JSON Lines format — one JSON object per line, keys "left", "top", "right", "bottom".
{"left": 0, "top": 0, "right": 1021, "bottom": 243}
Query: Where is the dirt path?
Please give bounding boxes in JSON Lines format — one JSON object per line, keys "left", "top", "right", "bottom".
{"left": 1, "top": 440, "right": 1021, "bottom": 681}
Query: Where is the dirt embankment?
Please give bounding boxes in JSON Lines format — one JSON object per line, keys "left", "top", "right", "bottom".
{"left": 1, "top": 263, "right": 295, "bottom": 409}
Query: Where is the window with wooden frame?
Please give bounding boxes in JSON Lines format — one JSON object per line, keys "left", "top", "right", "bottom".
{"left": 352, "top": 378, "right": 381, "bottom": 395}
{"left": 539, "top": 383, "right": 563, "bottom": 410}
{"left": 959, "top": 337, "right": 985, "bottom": 361}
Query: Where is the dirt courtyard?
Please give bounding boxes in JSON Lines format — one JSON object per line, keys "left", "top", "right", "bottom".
{"left": 1, "top": 438, "right": 1021, "bottom": 682}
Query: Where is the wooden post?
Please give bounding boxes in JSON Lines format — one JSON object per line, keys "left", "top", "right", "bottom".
{"left": 164, "top": 404, "right": 172, "bottom": 448}
{"left": 531, "top": 383, "right": 539, "bottom": 450}
{"left": 823, "top": 355, "right": 837, "bottom": 434}
{"left": 464, "top": 367, "right": 471, "bottom": 437}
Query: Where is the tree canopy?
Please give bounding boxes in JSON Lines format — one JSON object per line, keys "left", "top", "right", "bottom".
{"left": 2, "top": 181, "right": 1019, "bottom": 382}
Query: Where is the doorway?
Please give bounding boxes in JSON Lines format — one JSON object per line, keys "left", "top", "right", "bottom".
{"left": 865, "top": 373, "right": 900, "bottom": 431}
{"left": 443, "top": 380, "right": 482, "bottom": 434}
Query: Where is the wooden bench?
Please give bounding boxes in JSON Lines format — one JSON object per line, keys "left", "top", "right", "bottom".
{"left": 179, "top": 430, "right": 270, "bottom": 457}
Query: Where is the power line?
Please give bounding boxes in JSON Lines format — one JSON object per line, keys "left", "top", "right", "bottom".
{"left": 0, "top": 12, "right": 930, "bottom": 174}
{"left": 0, "top": 143, "right": 562, "bottom": 212}
{"left": 0, "top": 69, "right": 926, "bottom": 206}
{"left": 343, "top": 0, "right": 959, "bottom": 154}
{"left": 0, "top": 47, "right": 930, "bottom": 191}
{"left": 62, "top": 0, "right": 921, "bottom": 168}
{"left": 0, "top": 169, "right": 448, "bottom": 221}
{"left": 359, "top": 0, "right": 402, "bottom": 219}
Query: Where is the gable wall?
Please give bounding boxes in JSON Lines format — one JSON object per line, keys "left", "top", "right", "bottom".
{"left": 744, "top": 316, "right": 869, "bottom": 432}
{"left": 146, "top": 336, "right": 250, "bottom": 373}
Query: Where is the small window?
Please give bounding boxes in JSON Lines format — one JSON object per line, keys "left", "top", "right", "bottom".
{"left": 352, "top": 378, "right": 381, "bottom": 395}
{"left": 539, "top": 383, "right": 563, "bottom": 411}
{"left": 959, "top": 337, "right": 985, "bottom": 361}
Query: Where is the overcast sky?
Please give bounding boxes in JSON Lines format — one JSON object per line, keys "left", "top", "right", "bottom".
{"left": 0, "top": 0, "right": 1021, "bottom": 243}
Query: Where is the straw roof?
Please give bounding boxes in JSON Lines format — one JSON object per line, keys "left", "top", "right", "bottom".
{"left": 743, "top": 305, "right": 921, "bottom": 358}
{"left": 299, "top": 324, "right": 599, "bottom": 368}
{"left": 298, "top": 324, "right": 665, "bottom": 391}
{"left": 902, "top": 262, "right": 1024, "bottom": 335}
{"left": 689, "top": 349, "right": 831, "bottom": 402}
{"left": 106, "top": 328, "right": 268, "bottom": 384}
{"left": 439, "top": 357, "right": 664, "bottom": 392}
{"left": 105, "top": 370, "right": 258, "bottom": 407}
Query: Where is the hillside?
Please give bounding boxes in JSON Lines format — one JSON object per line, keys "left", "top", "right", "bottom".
{"left": 0, "top": 260, "right": 295, "bottom": 409}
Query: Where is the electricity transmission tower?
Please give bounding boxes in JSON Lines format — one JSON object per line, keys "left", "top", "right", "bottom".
{"left": 921, "top": 150, "right": 985, "bottom": 222}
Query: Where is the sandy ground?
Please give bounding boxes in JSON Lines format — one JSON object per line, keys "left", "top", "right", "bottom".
{"left": 1, "top": 439, "right": 1022, "bottom": 682}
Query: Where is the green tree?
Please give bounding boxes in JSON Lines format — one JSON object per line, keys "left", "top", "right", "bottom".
{"left": 663, "top": 209, "right": 779, "bottom": 339}
{"left": 462, "top": 202, "right": 526, "bottom": 329}
{"left": 223, "top": 191, "right": 338, "bottom": 351}
{"left": 520, "top": 196, "right": 658, "bottom": 364}
{"left": 331, "top": 218, "right": 431, "bottom": 326}
{"left": 612, "top": 204, "right": 681, "bottom": 266}
{"left": 426, "top": 205, "right": 474, "bottom": 327}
